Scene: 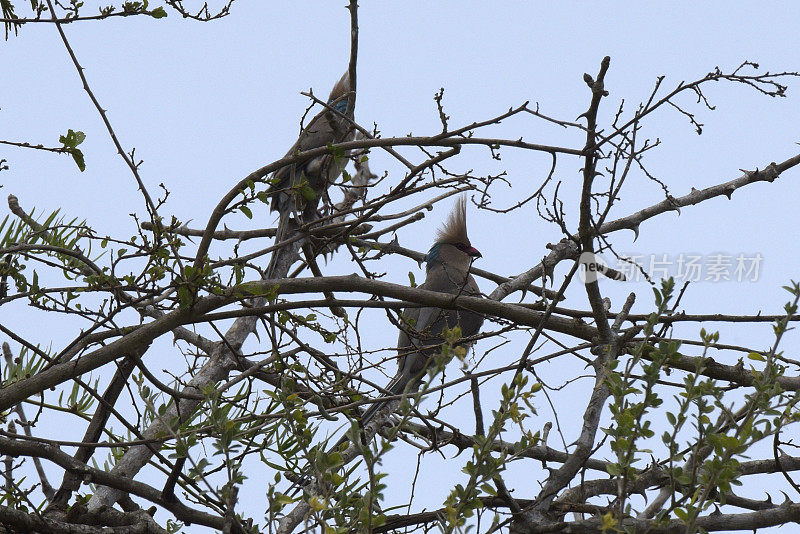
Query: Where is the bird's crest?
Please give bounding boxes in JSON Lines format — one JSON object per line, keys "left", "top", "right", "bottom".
{"left": 328, "top": 70, "right": 351, "bottom": 112}
{"left": 436, "top": 196, "right": 470, "bottom": 245}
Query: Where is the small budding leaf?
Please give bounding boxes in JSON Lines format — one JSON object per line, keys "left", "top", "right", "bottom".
{"left": 308, "top": 496, "right": 323, "bottom": 511}
{"left": 299, "top": 184, "right": 317, "bottom": 201}
{"left": 326, "top": 142, "right": 345, "bottom": 159}
{"left": 59, "top": 129, "right": 87, "bottom": 171}
{"left": 59, "top": 129, "right": 86, "bottom": 148}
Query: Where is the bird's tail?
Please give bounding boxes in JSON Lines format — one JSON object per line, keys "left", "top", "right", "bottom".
{"left": 285, "top": 371, "right": 412, "bottom": 498}
{"left": 265, "top": 210, "right": 293, "bottom": 280}
{"left": 357, "top": 368, "right": 418, "bottom": 426}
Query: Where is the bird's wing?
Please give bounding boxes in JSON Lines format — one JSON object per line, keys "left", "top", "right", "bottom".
{"left": 267, "top": 108, "right": 342, "bottom": 212}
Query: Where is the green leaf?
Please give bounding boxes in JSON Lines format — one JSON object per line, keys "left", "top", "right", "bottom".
{"left": 299, "top": 184, "right": 316, "bottom": 202}
{"left": 177, "top": 286, "right": 192, "bottom": 310}
{"left": 71, "top": 149, "right": 86, "bottom": 172}
{"left": 59, "top": 129, "right": 86, "bottom": 149}
{"left": 240, "top": 205, "right": 253, "bottom": 219}
{"left": 58, "top": 130, "right": 87, "bottom": 171}
{"left": 479, "top": 483, "right": 496, "bottom": 496}
{"left": 326, "top": 452, "right": 343, "bottom": 468}
{"left": 326, "top": 142, "right": 345, "bottom": 159}
{"left": 150, "top": 6, "right": 167, "bottom": 18}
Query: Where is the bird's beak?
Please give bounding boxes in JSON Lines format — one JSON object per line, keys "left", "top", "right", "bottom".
{"left": 467, "top": 247, "right": 482, "bottom": 258}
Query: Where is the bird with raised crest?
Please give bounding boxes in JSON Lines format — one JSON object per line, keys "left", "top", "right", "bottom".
{"left": 358, "top": 195, "right": 484, "bottom": 425}
{"left": 265, "top": 71, "right": 354, "bottom": 279}
{"left": 267, "top": 71, "right": 354, "bottom": 219}
{"left": 287, "top": 196, "right": 483, "bottom": 496}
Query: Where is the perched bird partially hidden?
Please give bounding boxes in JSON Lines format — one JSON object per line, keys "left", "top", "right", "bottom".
{"left": 286, "top": 197, "right": 483, "bottom": 496}
{"left": 267, "top": 71, "right": 355, "bottom": 222}
{"left": 359, "top": 196, "right": 484, "bottom": 425}
{"left": 265, "top": 71, "right": 354, "bottom": 280}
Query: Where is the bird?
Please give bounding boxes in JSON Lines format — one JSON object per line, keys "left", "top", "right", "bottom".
{"left": 267, "top": 70, "right": 354, "bottom": 222}
{"left": 264, "top": 70, "right": 354, "bottom": 280}
{"left": 358, "top": 196, "right": 484, "bottom": 425}
{"left": 286, "top": 197, "right": 483, "bottom": 497}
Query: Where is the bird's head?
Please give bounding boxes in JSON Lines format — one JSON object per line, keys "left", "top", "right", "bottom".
{"left": 425, "top": 196, "right": 481, "bottom": 269}
{"left": 328, "top": 70, "right": 352, "bottom": 114}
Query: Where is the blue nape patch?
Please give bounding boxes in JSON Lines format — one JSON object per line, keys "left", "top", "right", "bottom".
{"left": 330, "top": 98, "right": 348, "bottom": 114}
{"left": 425, "top": 243, "right": 442, "bottom": 271}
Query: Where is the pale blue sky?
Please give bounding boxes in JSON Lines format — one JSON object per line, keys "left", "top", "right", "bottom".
{"left": 3, "top": 2, "right": 800, "bottom": 532}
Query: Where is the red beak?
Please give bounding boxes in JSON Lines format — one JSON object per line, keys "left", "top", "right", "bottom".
{"left": 467, "top": 247, "right": 482, "bottom": 258}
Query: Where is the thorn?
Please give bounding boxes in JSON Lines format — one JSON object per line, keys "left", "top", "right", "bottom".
{"left": 544, "top": 263, "right": 556, "bottom": 281}
{"left": 723, "top": 185, "right": 736, "bottom": 199}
